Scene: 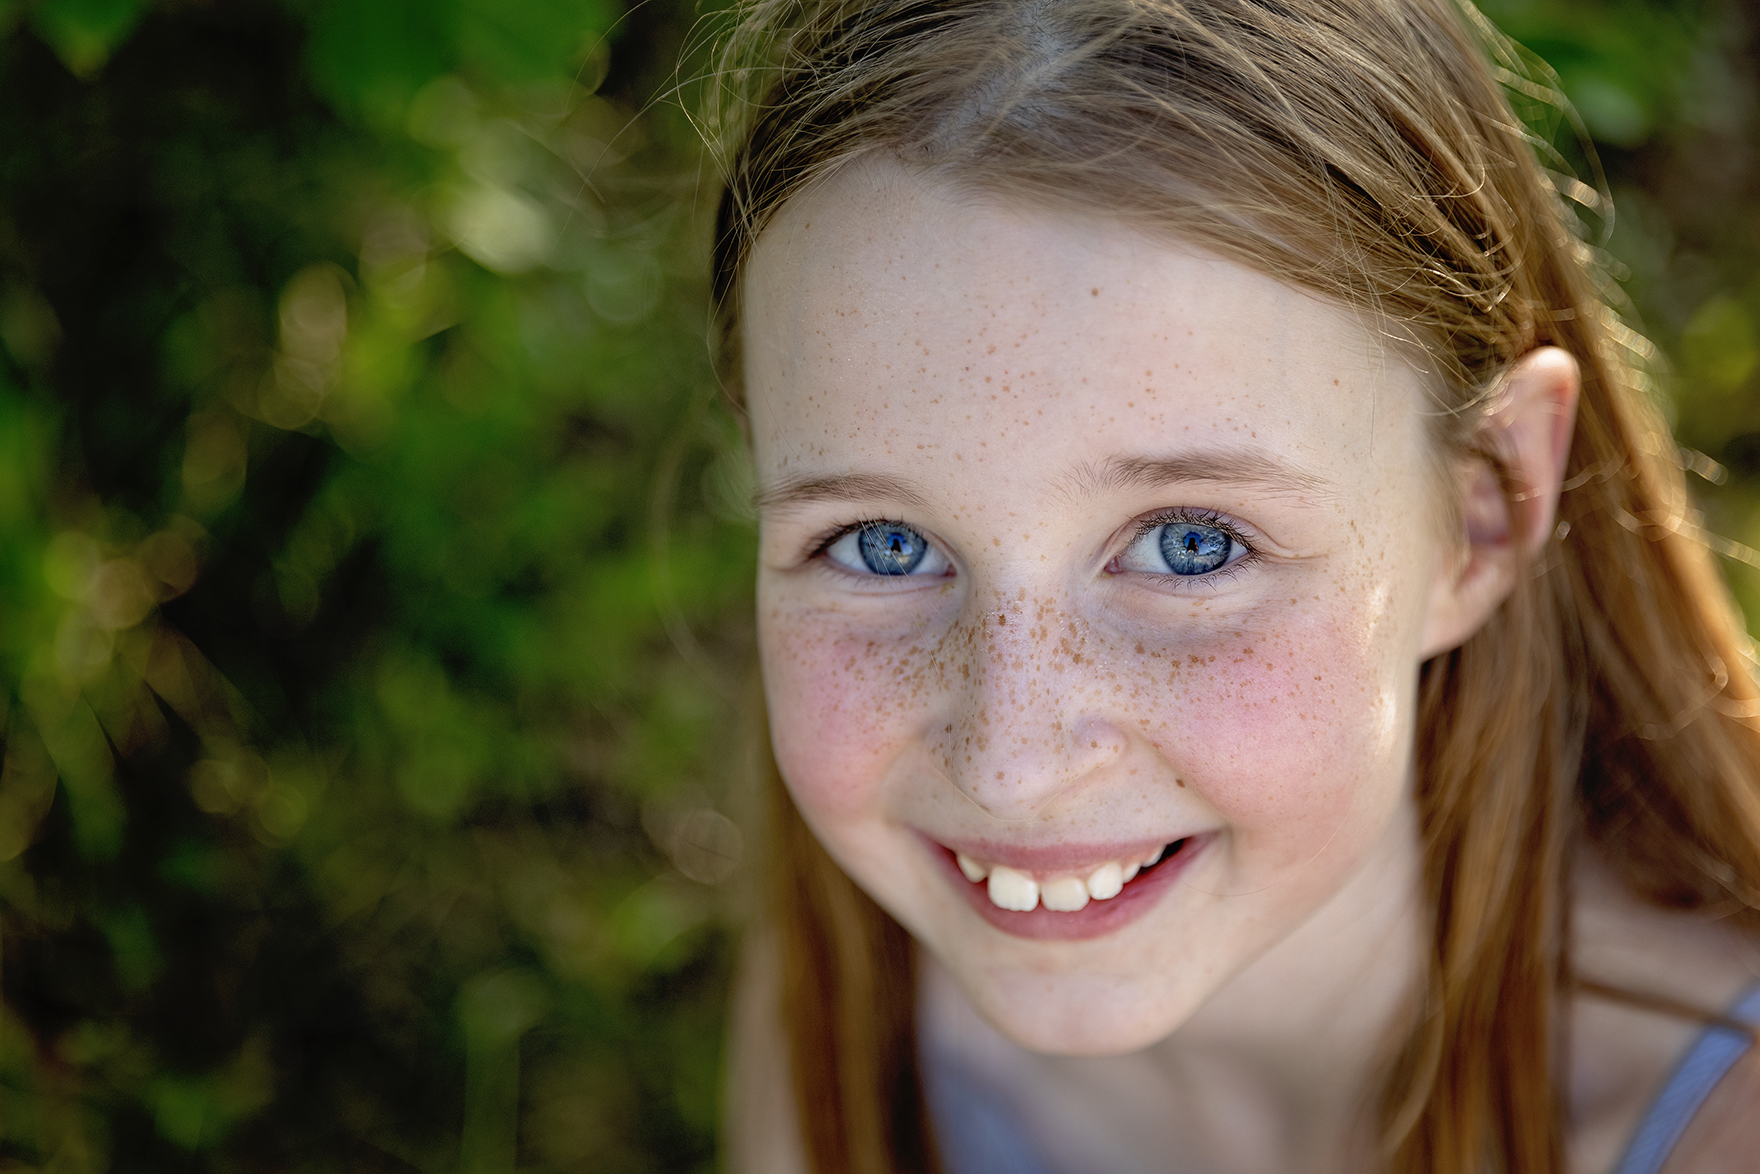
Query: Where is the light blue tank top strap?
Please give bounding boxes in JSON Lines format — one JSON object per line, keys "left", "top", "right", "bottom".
{"left": 1611, "top": 981, "right": 1760, "bottom": 1174}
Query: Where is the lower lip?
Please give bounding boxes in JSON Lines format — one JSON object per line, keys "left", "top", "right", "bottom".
{"left": 925, "top": 835, "right": 1207, "bottom": 941}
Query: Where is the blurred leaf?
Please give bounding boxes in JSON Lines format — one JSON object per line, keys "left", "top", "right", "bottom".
{"left": 455, "top": 0, "right": 615, "bottom": 85}
{"left": 28, "top": 0, "right": 145, "bottom": 77}
{"left": 458, "top": 969, "right": 550, "bottom": 1174}
{"left": 1569, "top": 74, "right": 1651, "bottom": 146}
{"left": 303, "top": 0, "right": 452, "bottom": 127}
{"left": 1683, "top": 294, "right": 1759, "bottom": 393}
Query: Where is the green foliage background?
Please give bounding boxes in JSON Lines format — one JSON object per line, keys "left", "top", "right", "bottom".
{"left": 0, "top": 0, "right": 1754, "bottom": 1170}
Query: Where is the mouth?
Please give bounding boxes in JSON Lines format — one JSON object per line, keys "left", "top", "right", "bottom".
{"left": 921, "top": 832, "right": 1206, "bottom": 941}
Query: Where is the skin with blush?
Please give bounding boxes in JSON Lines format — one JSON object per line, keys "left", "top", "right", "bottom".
{"left": 743, "top": 159, "right": 1586, "bottom": 1171}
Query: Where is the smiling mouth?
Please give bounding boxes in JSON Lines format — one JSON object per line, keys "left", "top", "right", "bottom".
{"left": 954, "top": 842, "right": 1184, "bottom": 913}
{"left": 923, "top": 833, "right": 1201, "bottom": 941}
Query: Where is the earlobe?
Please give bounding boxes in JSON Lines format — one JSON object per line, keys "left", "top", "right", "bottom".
{"left": 1420, "top": 347, "right": 1581, "bottom": 658}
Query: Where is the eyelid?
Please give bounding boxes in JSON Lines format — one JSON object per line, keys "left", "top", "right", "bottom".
{"left": 1125, "top": 506, "right": 1255, "bottom": 549}
{"left": 812, "top": 518, "right": 954, "bottom": 579}
{"left": 804, "top": 518, "right": 888, "bottom": 561}
{"left": 805, "top": 522, "right": 855, "bottom": 561}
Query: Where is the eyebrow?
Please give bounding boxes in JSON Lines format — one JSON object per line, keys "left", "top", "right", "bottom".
{"left": 1062, "top": 450, "right": 1336, "bottom": 503}
{"left": 753, "top": 472, "right": 931, "bottom": 514}
{"left": 753, "top": 448, "right": 1333, "bottom": 514}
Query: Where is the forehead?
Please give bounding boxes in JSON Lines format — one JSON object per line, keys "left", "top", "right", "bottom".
{"left": 741, "top": 159, "right": 1427, "bottom": 500}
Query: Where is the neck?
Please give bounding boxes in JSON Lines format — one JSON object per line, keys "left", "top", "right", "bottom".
{"left": 1156, "top": 833, "right": 1427, "bottom": 1171}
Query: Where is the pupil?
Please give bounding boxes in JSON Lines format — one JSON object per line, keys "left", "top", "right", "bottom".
{"left": 859, "top": 523, "right": 927, "bottom": 575}
{"left": 1159, "top": 523, "right": 1229, "bottom": 576}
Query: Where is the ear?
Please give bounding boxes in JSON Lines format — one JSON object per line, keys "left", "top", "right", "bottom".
{"left": 1421, "top": 346, "right": 1580, "bottom": 658}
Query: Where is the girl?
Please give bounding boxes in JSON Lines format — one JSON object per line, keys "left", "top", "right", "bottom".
{"left": 710, "top": 2, "right": 1760, "bottom": 1170}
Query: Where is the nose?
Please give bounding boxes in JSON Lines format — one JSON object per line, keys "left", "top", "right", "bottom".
{"left": 930, "top": 602, "right": 1127, "bottom": 820}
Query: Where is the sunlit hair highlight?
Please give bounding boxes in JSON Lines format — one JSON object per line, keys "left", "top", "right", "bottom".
{"left": 708, "top": 2, "right": 1760, "bottom": 1171}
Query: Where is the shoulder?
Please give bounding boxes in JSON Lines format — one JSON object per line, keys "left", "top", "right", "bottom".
{"left": 1568, "top": 854, "right": 1760, "bottom": 1174}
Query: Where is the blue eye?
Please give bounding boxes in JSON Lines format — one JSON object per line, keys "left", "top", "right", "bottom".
{"left": 823, "top": 522, "right": 952, "bottom": 578}
{"left": 1115, "top": 516, "right": 1247, "bottom": 578}
{"left": 858, "top": 523, "right": 927, "bottom": 574}
{"left": 1160, "top": 523, "right": 1230, "bottom": 575}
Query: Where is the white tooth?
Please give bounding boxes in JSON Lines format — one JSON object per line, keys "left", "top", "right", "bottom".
{"left": 1085, "top": 861, "right": 1124, "bottom": 901}
{"left": 1121, "top": 860, "right": 1141, "bottom": 883}
{"left": 1142, "top": 845, "right": 1164, "bottom": 868}
{"left": 987, "top": 866, "right": 1040, "bottom": 912}
{"left": 956, "top": 852, "right": 989, "bottom": 883}
{"left": 1042, "top": 876, "right": 1090, "bottom": 912}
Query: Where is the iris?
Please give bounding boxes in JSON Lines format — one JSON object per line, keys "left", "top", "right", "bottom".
{"left": 858, "top": 522, "right": 929, "bottom": 574}
{"left": 1159, "top": 523, "right": 1230, "bottom": 575}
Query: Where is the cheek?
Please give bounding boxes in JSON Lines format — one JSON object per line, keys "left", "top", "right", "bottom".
{"left": 1136, "top": 608, "right": 1413, "bottom": 841}
{"left": 759, "top": 604, "right": 926, "bottom": 821}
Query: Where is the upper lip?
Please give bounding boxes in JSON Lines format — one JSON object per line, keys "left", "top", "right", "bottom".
{"left": 922, "top": 831, "right": 1189, "bottom": 874}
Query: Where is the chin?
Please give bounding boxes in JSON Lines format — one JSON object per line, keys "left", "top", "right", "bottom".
{"left": 952, "top": 960, "right": 1200, "bottom": 1056}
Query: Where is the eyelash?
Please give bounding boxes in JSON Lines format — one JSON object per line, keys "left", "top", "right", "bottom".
{"left": 808, "top": 520, "right": 886, "bottom": 561}
{"left": 1126, "top": 505, "right": 1247, "bottom": 545}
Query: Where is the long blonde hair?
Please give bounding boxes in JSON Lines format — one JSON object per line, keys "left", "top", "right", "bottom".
{"left": 708, "top": 2, "right": 1760, "bottom": 1170}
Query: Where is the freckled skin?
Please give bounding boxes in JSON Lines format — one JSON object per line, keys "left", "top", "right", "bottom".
{"left": 746, "top": 159, "right": 1450, "bottom": 1056}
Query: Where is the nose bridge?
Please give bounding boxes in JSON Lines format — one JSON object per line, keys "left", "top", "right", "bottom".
{"left": 933, "top": 591, "right": 1122, "bottom": 819}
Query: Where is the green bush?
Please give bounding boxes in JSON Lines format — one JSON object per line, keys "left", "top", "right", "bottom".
{"left": 1, "top": 1, "right": 749, "bottom": 1169}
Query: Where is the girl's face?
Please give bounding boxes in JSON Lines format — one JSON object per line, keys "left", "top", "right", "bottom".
{"left": 745, "top": 160, "right": 1460, "bottom": 1055}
